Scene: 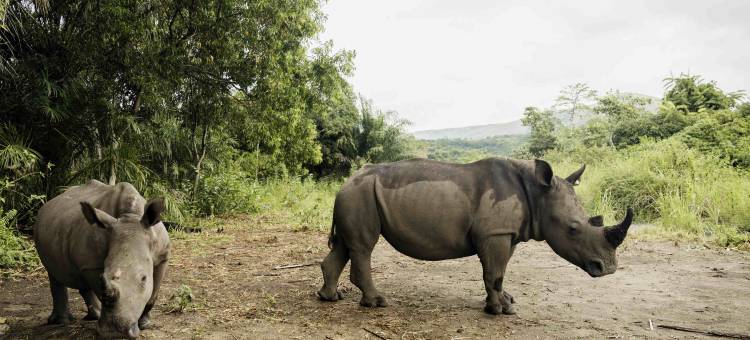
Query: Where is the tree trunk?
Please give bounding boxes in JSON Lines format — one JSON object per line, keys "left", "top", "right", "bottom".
{"left": 108, "top": 138, "right": 118, "bottom": 185}
{"left": 191, "top": 126, "right": 209, "bottom": 202}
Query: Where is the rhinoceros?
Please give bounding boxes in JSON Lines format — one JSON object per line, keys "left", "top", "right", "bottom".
{"left": 33, "top": 180, "right": 170, "bottom": 338}
{"left": 317, "top": 158, "right": 632, "bottom": 315}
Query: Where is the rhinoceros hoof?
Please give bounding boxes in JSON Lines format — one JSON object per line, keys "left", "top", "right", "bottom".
{"left": 82, "top": 310, "right": 100, "bottom": 321}
{"left": 317, "top": 289, "right": 344, "bottom": 302}
{"left": 503, "top": 291, "right": 516, "bottom": 304}
{"left": 47, "top": 311, "right": 75, "bottom": 325}
{"left": 484, "top": 303, "right": 516, "bottom": 315}
{"left": 138, "top": 316, "right": 151, "bottom": 330}
{"left": 359, "top": 295, "right": 388, "bottom": 308}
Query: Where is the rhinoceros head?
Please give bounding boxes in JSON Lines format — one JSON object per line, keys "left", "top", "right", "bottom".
{"left": 80, "top": 198, "right": 165, "bottom": 339}
{"left": 531, "top": 160, "right": 633, "bottom": 277}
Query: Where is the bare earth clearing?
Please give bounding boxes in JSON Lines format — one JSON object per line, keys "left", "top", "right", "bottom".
{"left": 2, "top": 216, "right": 750, "bottom": 339}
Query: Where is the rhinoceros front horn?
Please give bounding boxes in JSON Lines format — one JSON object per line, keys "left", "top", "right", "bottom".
{"left": 604, "top": 207, "right": 633, "bottom": 248}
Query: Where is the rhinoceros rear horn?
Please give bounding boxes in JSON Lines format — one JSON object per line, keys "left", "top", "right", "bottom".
{"left": 604, "top": 207, "right": 633, "bottom": 248}
{"left": 142, "top": 198, "right": 165, "bottom": 227}
{"left": 565, "top": 164, "right": 586, "bottom": 185}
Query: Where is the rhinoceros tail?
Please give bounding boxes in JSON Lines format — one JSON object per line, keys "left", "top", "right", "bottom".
{"left": 327, "top": 219, "right": 336, "bottom": 249}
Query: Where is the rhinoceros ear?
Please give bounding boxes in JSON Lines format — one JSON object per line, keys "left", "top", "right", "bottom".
{"left": 534, "top": 159, "right": 553, "bottom": 187}
{"left": 80, "top": 202, "right": 116, "bottom": 229}
{"left": 589, "top": 215, "right": 604, "bottom": 227}
{"left": 142, "top": 198, "right": 165, "bottom": 228}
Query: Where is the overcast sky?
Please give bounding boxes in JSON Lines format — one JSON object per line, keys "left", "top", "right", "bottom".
{"left": 319, "top": 0, "right": 750, "bottom": 131}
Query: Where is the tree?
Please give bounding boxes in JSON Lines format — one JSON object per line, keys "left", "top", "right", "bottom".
{"left": 664, "top": 74, "right": 744, "bottom": 113}
{"left": 0, "top": 0, "right": 371, "bottom": 219}
{"left": 521, "top": 106, "right": 557, "bottom": 157}
{"left": 554, "top": 83, "right": 597, "bottom": 124}
{"left": 592, "top": 91, "right": 654, "bottom": 148}
{"left": 356, "top": 97, "right": 414, "bottom": 164}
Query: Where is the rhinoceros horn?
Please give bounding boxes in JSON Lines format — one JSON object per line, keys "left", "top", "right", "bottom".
{"left": 604, "top": 207, "right": 633, "bottom": 248}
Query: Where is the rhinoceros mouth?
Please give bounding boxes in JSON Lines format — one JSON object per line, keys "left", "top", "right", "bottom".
{"left": 584, "top": 260, "right": 605, "bottom": 277}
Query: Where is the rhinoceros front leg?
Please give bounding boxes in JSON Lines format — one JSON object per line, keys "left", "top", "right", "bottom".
{"left": 477, "top": 235, "right": 515, "bottom": 315}
{"left": 139, "top": 260, "right": 167, "bottom": 330}
{"left": 46, "top": 273, "right": 75, "bottom": 325}
{"left": 79, "top": 289, "right": 101, "bottom": 320}
{"left": 503, "top": 244, "right": 516, "bottom": 305}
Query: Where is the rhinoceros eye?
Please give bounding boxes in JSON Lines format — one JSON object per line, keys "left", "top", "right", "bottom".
{"left": 567, "top": 225, "right": 579, "bottom": 237}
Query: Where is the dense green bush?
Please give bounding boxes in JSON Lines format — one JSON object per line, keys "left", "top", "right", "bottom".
{"left": 0, "top": 209, "right": 38, "bottom": 271}
{"left": 193, "top": 167, "right": 259, "bottom": 217}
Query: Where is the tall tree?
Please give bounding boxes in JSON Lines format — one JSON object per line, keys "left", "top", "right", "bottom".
{"left": 664, "top": 74, "right": 744, "bottom": 113}
{"left": 555, "top": 83, "right": 597, "bottom": 124}
{"left": 521, "top": 106, "right": 557, "bottom": 157}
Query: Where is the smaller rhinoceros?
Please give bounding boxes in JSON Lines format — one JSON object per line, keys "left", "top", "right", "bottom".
{"left": 318, "top": 158, "right": 633, "bottom": 315}
{"left": 34, "top": 180, "right": 170, "bottom": 339}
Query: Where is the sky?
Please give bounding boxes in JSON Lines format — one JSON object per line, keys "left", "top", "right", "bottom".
{"left": 318, "top": 0, "right": 750, "bottom": 131}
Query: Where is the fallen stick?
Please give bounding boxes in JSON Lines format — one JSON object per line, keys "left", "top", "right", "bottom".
{"left": 657, "top": 324, "right": 750, "bottom": 339}
{"left": 363, "top": 327, "right": 387, "bottom": 340}
{"left": 273, "top": 262, "right": 319, "bottom": 270}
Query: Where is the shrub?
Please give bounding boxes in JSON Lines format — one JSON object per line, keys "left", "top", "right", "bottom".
{"left": 192, "top": 166, "right": 258, "bottom": 216}
{"left": 165, "top": 284, "right": 195, "bottom": 313}
{"left": 0, "top": 209, "right": 39, "bottom": 271}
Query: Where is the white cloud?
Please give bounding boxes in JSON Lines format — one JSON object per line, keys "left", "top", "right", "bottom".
{"left": 319, "top": 0, "right": 750, "bottom": 131}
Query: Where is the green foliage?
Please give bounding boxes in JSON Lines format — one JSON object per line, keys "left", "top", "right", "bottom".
{"left": 664, "top": 74, "right": 744, "bottom": 113}
{"left": 0, "top": 209, "right": 39, "bottom": 272}
{"left": 521, "top": 106, "right": 558, "bottom": 156}
{"left": 357, "top": 97, "right": 416, "bottom": 164}
{"left": 247, "top": 178, "right": 339, "bottom": 232}
{"left": 419, "top": 135, "right": 528, "bottom": 163}
{"left": 193, "top": 165, "right": 258, "bottom": 217}
{"left": 0, "top": 0, "right": 414, "bottom": 226}
{"left": 680, "top": 109, "right": 750, "bottom": 168}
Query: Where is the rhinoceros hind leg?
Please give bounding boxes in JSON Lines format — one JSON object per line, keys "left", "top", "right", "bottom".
{"left": 46, "top": 274, "right": 75, "bottom": 325}
{"left": 79, "top": 289, "right": 101, "bottom": 320}
{"left": 350, "top": 252, "right": 387, "bottom": 308}
{"left": 318, "top": 240, "right": 350, "bottom": 302}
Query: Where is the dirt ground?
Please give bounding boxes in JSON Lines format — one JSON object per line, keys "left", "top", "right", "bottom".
{"left": 2, "top": 216, "right": 750, "bottom": 339}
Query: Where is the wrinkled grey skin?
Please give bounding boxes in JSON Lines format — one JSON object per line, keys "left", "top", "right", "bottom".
{"left": 318, "top": 158, "right": 632, "bottom": 315}
{"left": 34, "top": 180, "right": 170, "bottom": 338}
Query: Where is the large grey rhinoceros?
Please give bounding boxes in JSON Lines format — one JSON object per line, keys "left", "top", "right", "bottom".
{"left": 317, "top": 158, "right": 632, "bottom": 315}
{"left": 33, "top": 180, "right": 170, "bottom": 338}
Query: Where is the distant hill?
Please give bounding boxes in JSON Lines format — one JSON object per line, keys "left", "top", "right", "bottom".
{"left": 413, "top": 120, "right": 528, "bottom": 140}
{"left": 412, "top": 92, "right": 660, "bottom": 140}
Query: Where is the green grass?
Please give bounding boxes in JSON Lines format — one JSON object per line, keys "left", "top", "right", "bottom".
{"left": 246, "top": 178, "right": 340, "bottom": 232}
{"left": 547, "top": 138, "right": 750, "bottom": 248}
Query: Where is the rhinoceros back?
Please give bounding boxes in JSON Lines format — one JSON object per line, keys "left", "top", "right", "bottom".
{"left": 341, "top": 158, "right": 531, "bottom": 261}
